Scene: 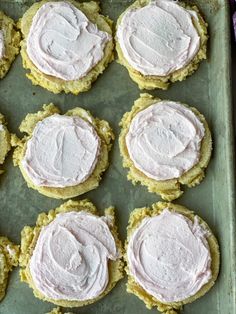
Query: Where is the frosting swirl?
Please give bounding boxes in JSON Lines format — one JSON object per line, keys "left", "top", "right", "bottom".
{"left": 27, "top": 1, "right": 111, "bottom": 81}
{"left": 30, "top": 211, "right": 119, "bottom": 300}
{"left": 22, "top": 114, "right": 101, "bottom": 187}
{"left": 126, "top": 101, "right": 205, "bottom": 181}
{"left": 117, "top": 0, "right": 200, "bottom": 76}
{"left": 127, "top": 209, "right": 212, "bottom": 303}
{"left": 0, "top": 30, "right": 5, "bottom": 59}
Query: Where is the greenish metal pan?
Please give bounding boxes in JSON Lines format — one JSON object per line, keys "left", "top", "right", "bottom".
{"left": 0, "top": 0, "right": 235, "bottom": 313}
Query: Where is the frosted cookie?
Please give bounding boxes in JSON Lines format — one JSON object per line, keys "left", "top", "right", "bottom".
{"left": 11, "top": 104, "right": 114, "bottom": 199}
{"left": 0, "top": 11, "right": 21, "bottom": 79}
{"left": 119, "top": 94, "right": 212, "bottom": 200}
{"left": 0, "top": 113, "right": 11, "bottom": 175}
{"left": 46, "top": 308, "right": 74, "bottom": 314}
{"left": 19, "top": 200, "right": 124, "bottom": 307}
{"left": 0, "top": 237, "right": 19, "bottom": 301}
{"left": 116, "top": 0, "right": 208, "bottom": 90}
{"left": 19, "top": 0, "right": 113, "bottom": 94}
{"left": 125, "top": 202, "right": 220, "bottom": 313}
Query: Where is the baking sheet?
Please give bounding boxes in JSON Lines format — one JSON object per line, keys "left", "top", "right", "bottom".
{"left": 0, "top": 0, "right": 235, "bottom": 313}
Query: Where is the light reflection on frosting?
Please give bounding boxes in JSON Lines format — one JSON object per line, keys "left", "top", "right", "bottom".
{"left": 0, "top": 30, "right": 5, "bottom": 59}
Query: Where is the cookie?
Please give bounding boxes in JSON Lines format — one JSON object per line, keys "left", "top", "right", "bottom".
{"left": 125, "top": 202, "right": 220, "bottom": 313}
{"left": 0, "top": 113, "right": 11, "bottom": 175}
{"left": 119, "top": 94, "right": 212, "bottom": 200}
{"left": 12, "top": 104, "right": 114, "bottom": 199}
{"left": 116, "top": 0, "right": 208, "bottom": 90}
{"left": 0, "top": 11, "right": 21, "bottom": 79}
{"left": 46, "top": 309, "right": 74, "bottom": 314}
{"left": 19, "top": 0, "right": 114, "bottom": 94}
{"left": 0, "top": 237, "right": 19, "bottom": 301}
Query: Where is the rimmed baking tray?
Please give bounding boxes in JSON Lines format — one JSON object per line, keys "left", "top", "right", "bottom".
{"left": 0, "top": 0, "right": 235, "bottom": 313}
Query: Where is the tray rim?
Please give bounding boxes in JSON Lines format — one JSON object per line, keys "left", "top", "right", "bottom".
{"left": 219, "top": 1, "right": 236, "bottom": 312}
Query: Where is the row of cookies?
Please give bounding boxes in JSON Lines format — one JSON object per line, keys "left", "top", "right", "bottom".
{"left": 2, "top": 199, "right": 219, "bottom": 314}
{"left": 1, "top": 93, "right": 211, "bottom": 201}
{"left": 1, "top": 0, "right": 207, "bottom": 94}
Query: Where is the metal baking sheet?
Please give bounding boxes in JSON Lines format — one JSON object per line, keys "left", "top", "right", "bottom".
{"left": 0, "top": 0, "right": 235, "bottom": 313}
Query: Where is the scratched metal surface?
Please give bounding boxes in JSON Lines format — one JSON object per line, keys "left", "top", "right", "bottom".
{"left": 0, "top": 1, "right": 235, "bottom": 313}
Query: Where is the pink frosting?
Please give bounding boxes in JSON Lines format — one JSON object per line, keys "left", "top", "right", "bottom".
{"left": 30, "top": 211, "right": 119, "bottom": 301}
{"left": 22, "top": 114, "right": 101, "bottom": 187}
{"left": 127, "top": 209, "right": 212, "bottom": 303}
{"left": 27, "top": 1, "right": 111, "bottom": 80}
